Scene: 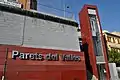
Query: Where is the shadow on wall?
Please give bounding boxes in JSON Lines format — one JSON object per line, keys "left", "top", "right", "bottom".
{"left": 82, "top": 42, "right": 93, "bottom": 80}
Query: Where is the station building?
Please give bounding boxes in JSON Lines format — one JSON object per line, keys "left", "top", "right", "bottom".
{"left": 0, "top": 2, "right": 110, "bottom": 80}
{"left": 0, "top": 3, "right": 86, "bottom": 80}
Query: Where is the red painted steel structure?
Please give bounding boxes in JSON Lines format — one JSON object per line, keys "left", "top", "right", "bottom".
{"left": 0, "top": 45, "right": 86, "bottom": 80}
{"left": 79, "top": 4, "right": 110, "bottom": 80}
{"left": 0, "top": 4, "right": 111, "bottom": 80}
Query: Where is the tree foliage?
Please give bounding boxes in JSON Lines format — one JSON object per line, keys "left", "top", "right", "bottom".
{"left": 108, "top": 49, "right": 120, "bottom": 63}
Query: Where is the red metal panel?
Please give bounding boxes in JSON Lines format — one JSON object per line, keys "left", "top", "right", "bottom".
{"left": 62, "top": 70, "right": 86, "bottom": 80}
{"left": 79, "top": 4, "right": 110, "bottom": 80}
{"left": 6, "top": 71, "right": 61, "bottom": 80}
{"left": 0, "top": 45, "right": 86, "bottom": 80}
{"left": 79, "top": 4, "right": 98, "bottom": 78}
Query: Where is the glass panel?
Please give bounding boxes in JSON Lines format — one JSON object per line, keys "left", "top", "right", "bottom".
{"left": 97, "top": 64, "right": 106, "bottom": 80}
{"left": 30, "top": 0, "right": 37, "bottom": 10}
{"left": 89, "top": 15, "right": 103, "bottom": 56}
{"left": 90, "top": 16, "right": 96, "bottom": 36}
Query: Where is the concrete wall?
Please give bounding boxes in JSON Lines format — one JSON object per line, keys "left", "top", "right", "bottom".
{"left": 109, "top": 63, "right": 119, "bottom": 80}
{"left": 0, "top": 11, "right": 24, "bottom": 45}
{"left": 0, "top": 10, "right": 80, "bottom": 51}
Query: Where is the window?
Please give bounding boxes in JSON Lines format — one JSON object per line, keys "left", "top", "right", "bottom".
{"left": 89, "top": 15, "right": 99, "bottom": 37}
{"left": 118, "top": 49, "right": 120, "bottom": 52}
{"left": 107, "top": 36, "right": 111, "bottom": 42}
{"left": 111, "top": 37, "right": 114, "bottom": 43}
{"left": 90, "top": 20, "right": 95, "bottom": 31}
{"left": 30, "top": 0, "right": 37, "bottom": 10}
{"left": 111, "top": 47, "right": 120, "bottom": 53}
{"left": 90, "top": 17, "right": 96, "bottom": 32}
{"left": 118, "top": 39, "right": 120, "bottom": 44}
{"left": 113, "top": 37, "right": 115, "bottom": 43}
{"left": 115, "top": 38, "right": 118, "bottom": 43}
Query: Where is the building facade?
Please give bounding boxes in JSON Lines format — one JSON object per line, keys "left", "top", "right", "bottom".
{"left": 0, "top": 0, "right": 22, "bottom": 8}
{"left": 0, "top": 4, "right": 86, "bottom": 80}
{"left": 0, "top": 2, "right": 111, "bottom": 80}
{"left": 0, "top": 0, "right": 37, "bottom": 10}
{"left": 18, "top": 0, "right": 37, "bottom": 10}
{"left": 103, "top": 31, "right": 120, "bottom": 52}
{"left": 103, "top": 31, "right": 120, "bottom": 80}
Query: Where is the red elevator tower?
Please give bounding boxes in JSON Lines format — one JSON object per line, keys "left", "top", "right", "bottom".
{"left": 79, "top": 4, "right": 110, "bottom": 80}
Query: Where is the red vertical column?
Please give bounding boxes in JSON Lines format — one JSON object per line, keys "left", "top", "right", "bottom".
{"left": 95, "top": 6, "right": 110, "bottom": 80}
{"left": 79, "top": 4, "right": 110, "bottom": 80}
{"left": 79, "top": 4, "right": 98, "bottom": 78}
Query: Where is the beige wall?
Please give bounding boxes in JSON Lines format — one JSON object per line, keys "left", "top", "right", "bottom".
{"left": 18, "top": 0, "right": 30, "bottom": 10}
{"left": 103, "top": 32, "right": 120, "bottom": 52}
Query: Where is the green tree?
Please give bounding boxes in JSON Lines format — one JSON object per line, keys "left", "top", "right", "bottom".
{"left": 108, "top": 49, "right": 120, "bottom": 63}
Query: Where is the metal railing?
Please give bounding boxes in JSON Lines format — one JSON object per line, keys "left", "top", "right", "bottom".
{"left": 37, "top": 3, "right": 75, "bottom": 20}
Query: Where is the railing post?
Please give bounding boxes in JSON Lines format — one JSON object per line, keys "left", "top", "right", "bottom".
{"left": 2, "top": 48, "right": 9, "bottom": 80}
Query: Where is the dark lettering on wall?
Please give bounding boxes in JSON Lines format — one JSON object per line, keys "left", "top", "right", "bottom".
{"left": 61, "top": 54, "right": 80, "bottom": 61}
{"left": 45, "top": 53, "right": 59, "bottom": 61}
